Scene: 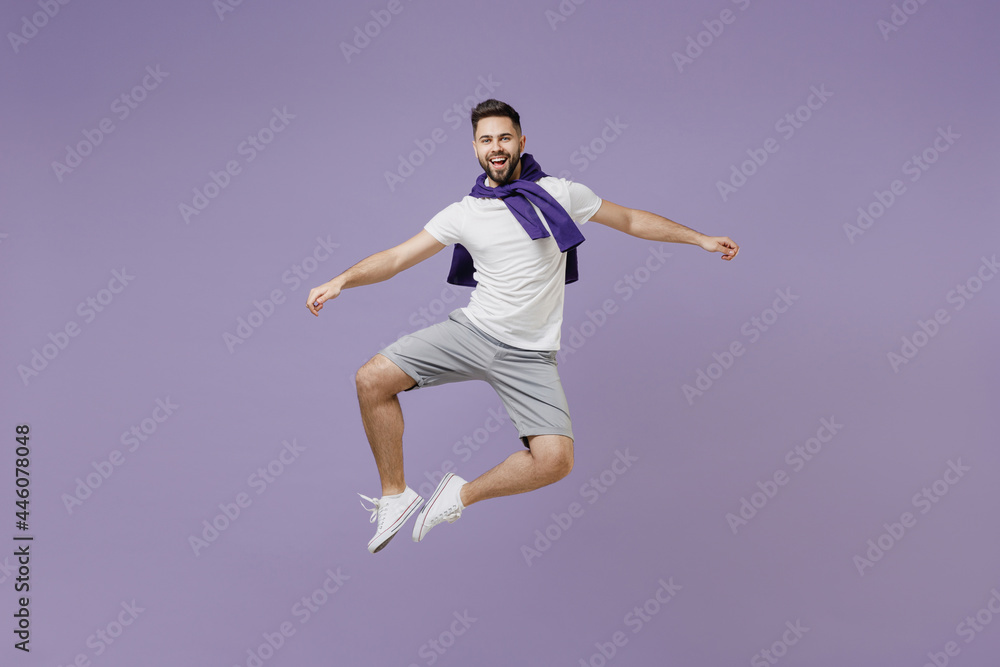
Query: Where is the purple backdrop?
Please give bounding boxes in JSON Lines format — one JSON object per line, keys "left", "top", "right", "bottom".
{"left": 2, "top": 0, "right": 998, "bottom": 665}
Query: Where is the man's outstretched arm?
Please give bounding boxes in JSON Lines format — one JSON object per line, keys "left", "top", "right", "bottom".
{"left": 589, "top": 199, "right": 739, "bottom": 260}
{"left": 306, "top": 229, "right": 446, "bottom": 316}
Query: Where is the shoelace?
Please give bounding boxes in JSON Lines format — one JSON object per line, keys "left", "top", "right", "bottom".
{"left": 433, "top": 502, "right": 462, "bottom": 526}
{"left": 358, "top": 494, "right": 384, "bottom": 527}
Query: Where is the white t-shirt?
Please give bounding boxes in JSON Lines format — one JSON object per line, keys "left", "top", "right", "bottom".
{"left": 423, "top": 176, "right": 603, "bottom": 351}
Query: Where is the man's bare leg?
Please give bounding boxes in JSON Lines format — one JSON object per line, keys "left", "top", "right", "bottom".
{"left": 459, "top": 434, "right": 574, "bottom": 506}
{"left": 355, "top": 353, "right": 418, "bottom": 496}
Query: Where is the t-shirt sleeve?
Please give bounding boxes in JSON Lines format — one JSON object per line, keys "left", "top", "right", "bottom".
{"left": 423, "top": 202, "right": 463, "bottom": 246}
{"left": 562, "top": 179, "right": 603, "bottom": 224}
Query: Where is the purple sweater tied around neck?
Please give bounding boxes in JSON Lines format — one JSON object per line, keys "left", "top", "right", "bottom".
{"left": 446, "top": 153, "right": 584, "bottom": 287}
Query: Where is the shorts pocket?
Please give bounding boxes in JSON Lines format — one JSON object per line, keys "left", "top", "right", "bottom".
{"left": 534, "top": 350, "right": 557, "bottom": 365}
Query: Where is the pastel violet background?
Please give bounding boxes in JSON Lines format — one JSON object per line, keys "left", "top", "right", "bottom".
{"left": 2, "top": 0, "right": 998, "bottom": 665}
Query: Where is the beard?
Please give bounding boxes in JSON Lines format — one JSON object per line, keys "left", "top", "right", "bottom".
{"left": 480, "top": 150, "right": 521, "bottom": 186}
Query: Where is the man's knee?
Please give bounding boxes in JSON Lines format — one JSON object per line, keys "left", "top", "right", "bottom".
{"left": 356, "top": 354, "right": 413, "bottom": 396}
{"left": 529, "top": 435, "right": 574, "bottom": 481}
{"left": 355, "top": 362, "right": 375, "bottom": 395}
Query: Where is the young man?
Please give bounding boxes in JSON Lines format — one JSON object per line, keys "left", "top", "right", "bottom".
{"left": 307, "top": 99, "right": 739, "bottom": 553}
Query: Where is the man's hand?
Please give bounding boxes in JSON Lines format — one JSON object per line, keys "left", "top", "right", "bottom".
{"left": 699, "top": 236, "right": 740, "bottom": 260}
{"left": 306, "top": 280, "right": 342, "bottom": 316}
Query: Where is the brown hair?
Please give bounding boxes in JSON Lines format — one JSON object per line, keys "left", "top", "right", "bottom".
{"left": 471, "top": 99, "right": 521, "bottom": 137}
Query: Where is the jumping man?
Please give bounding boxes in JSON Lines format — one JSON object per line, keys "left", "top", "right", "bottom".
{"left": 306, "top": 99, "right": 739, "bottom": 553}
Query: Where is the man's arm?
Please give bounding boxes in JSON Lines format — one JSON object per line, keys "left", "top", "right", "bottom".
{"left": 306, "top": 229, "right": 446, "bottom": 316}
{"left": 589, "top": 199, "right": 739, "bottom": 260}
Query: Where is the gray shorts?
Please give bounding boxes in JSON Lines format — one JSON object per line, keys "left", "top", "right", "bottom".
{"left": 378, "top": 308, "right": 573, "bottom": 448}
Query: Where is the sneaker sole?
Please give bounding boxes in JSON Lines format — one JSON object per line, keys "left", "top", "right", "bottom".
{"left": 412, "top": 473, "right": 455, "bottom": 543}
{"left": 368, "top": 495, "right": 424, "bottom": 554}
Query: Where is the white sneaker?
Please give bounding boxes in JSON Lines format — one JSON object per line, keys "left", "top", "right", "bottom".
{"left": 358, "top": 487, "right": 424, "bottom": 553}
{"left": 412, "top": 473, "right": 467, "bottom": 543}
